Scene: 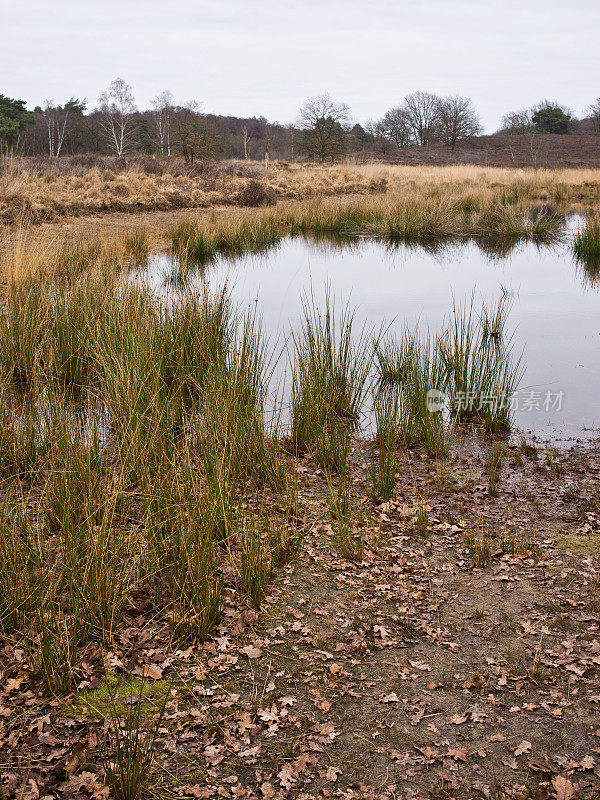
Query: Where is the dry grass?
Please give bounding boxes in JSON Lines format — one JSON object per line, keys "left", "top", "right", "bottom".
{"left": 1, "top": 156, "right": 600, "bottom": 227}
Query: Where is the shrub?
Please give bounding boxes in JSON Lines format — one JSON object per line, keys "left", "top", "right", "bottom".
{"left": 237, "top": 179, "right": 276, "bottom": 207}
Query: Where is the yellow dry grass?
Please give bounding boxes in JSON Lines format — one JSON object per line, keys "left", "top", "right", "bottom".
{"left": 2, "top": 160, "right": 600, "bottom": 287}
{"left": 2, "top": 158, "right": 600, "bottom": 228}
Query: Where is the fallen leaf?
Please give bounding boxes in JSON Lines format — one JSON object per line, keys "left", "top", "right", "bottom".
{"left": 325, "top": 767, "right": 341, "bottom": 782}
{"left": 240, "top": 645, "right": 262, "bottom": 659}
{"left": 552, "top": 774, "right": 574, "bottom": 800}
{"left": 514, "top": 740, "right": 532, "bottom": 757}
{"left": 447, "top": 747, "right": 468, "bottom": 761}
{"left": 142, "top": 664, "right": 163, "bottom": 680}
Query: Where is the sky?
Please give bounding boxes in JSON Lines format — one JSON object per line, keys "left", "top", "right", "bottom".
{"left": 2, "top": 0, "right": 599, "bottom": 133}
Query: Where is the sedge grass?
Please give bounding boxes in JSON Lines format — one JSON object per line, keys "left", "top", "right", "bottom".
{"left": 102, "top": 680, "right": 168, "bottom": 800}
{"left": 369, "top": 389, "right": 399, "bottom": 501}
{"left": 377, "top": 330, "right": 447, "bottom": 457}
{"left": 0, "top": 278, "right": 48, "bottom": 384}
{"left": 438, "top": 295, "right": 523, "bottom": 432}
{"left": 325, "top": 469, "right": 363, "bottom": 561}
{"left": 290, "top": 290, "right": 373, "bottom": 455}
{"left": 0, "top": 500, "right": 43, "bottom": 635}
{"left": 240, "top": 512, "right": 271, "bottom": 609}
{"left": 573, "top": 215, "right": 600, "bottom": 268}
{"left": 487, "top": 444, "right": 505, "bottom": 497}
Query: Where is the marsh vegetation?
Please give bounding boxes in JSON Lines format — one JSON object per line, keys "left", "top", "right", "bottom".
{"left": 1, "top": 165, "right": 600, "bottom": 799}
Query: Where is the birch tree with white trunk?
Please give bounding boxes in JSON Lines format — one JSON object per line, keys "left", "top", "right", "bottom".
{"left": 42, "top": 100, "right": 70, "bottom": 157}
{"left": 97, "top": 78, "right": 137, "bottom": 156}
{"left": 151, "top": 90, "right": 174, "bottom": 156}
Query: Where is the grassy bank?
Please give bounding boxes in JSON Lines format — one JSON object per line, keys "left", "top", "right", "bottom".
{"left": 167, "top": 193, "right": 566, "bottom": 271}
{"left": 2, "top": 155, "right": 600, "bottom": 226}
{"left": 0, "top": 250, "right": 522, "bottom": 683}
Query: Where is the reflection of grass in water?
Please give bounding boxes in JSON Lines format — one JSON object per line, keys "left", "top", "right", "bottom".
{"left": 573, "top": 216, "right": 600, "bottom": 286}
{"left": 574, "top": 257, "right": 600, "bottom": 289}
{"left": 166, "top": 195, "right": 567, "bottom": 269}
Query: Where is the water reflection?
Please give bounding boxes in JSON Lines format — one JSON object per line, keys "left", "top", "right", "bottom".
{"left": 140, "top": 218, "right": 599, "bottom": 444}
{"left": 574, "top": 254, "right": 600, "bottom": 289}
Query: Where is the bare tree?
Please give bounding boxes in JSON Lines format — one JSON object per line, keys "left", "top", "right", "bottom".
{"left": 378, "top": 107, "right": 412, "bottom": 147}
{"left": 150, "top": 90, "right": 174, "bottom": 156}
{"left": 172, "top": 102, "right": 219, "bottom": 163}
{"left": 297, "top": 93, "right": 350, "bottom": 162}
{"left": 436, "top": 95, "right": 482, "bottom": 148}
{"left": 585, "top": 98, "right": 600, "bottom": 132}
{"left": 499, "top": 108, "right": 532, "bottom": 134}
{"left": 402, "top": 91, "right": 441, "bottom": 146}
{"left": 41, "top": 100, "right": 69, "bottom": 157}
{"left": 97, "top": 78, "right": 137, "bottom": 156}
{"left": 242, "top": 124, "right": 252, "bottom": 159}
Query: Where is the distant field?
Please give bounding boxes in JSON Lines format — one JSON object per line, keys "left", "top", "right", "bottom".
{"left": 2, "top": 154, "right": 600, "bottom": 228}
{"left": 381, "top": 132, "right": 600, "bottom": 168}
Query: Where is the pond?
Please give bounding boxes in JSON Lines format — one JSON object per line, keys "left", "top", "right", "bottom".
{"left": 142, "top": 216, "right": 600, "bottom": 444}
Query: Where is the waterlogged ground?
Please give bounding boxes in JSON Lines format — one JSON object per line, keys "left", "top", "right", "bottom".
{"left": 144, "top": 216, "right": 600, "bottom": 444}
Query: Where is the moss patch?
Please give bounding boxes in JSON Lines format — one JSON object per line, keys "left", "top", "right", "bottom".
{"left": 61, "top": 675, "right": 170, "bottom": 721}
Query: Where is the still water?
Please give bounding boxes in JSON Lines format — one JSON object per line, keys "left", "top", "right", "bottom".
{"left": 143, "top": 218, "right": 599, "bottom": 444}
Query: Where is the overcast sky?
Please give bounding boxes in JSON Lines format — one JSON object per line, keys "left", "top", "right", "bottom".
{"left": 3, "top": 0, "right": 599, "bottom": 132}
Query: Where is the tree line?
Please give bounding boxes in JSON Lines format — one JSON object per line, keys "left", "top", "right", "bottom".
{"left": 2, "top": 80, "right": 600, "bottom": 163}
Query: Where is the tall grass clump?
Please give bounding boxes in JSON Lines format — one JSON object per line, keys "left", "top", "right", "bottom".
{"left": 102, "top": 681, "right": 168, "bottom": 800}
{"left": 47, "top": 274, "right": 112, "bottom": 385}
{"left": 43, "top": 412, "right": 135, "bottom": 643}
{"left": 147, "top": 464, "right": 222, "bottom": 642}
{"left": 326, "top": 472, "right": 363, "bottom": 561}
{"left": 0, "top": 279, "right": 48, "bottom": 383}
{"left": 376, "top": 331, "right": 446, "bottom": 458}
{"left": 53, "top": 232, "right": 149, "bottom": 281}
{"left": 487, "top": 444, "right": 505, "bottom": 497}
{"left": 368, "top": 389, "right": 399, "bottom": 501}
{"left": 0, "top": 381, "right": 50, "bottom": 478}
{"left": 168, "top": 285, "right": 233, "bottom": 401}
{"left": 573, "top": 215, "right": 600, "bottom": 267}
{"left": 290, "top": 291, "right": 372, "bottom": 459}
{"left": 55, "top": 238, "right": 103, "bottom": 278}
{"left": 377, "top": 199, "right": 462, "bottom": 240}
{"left": 0, "top": 501, "right": 42, "bottom": 635}
{"left": 170, "top": 219, "right": 216, "bottom": 264}
{"left": 122, "top": 227, "right": 150, "bottom": 263}
{"left": 285, "top": 200, "right": 380, "bottom": 236}
{"left": 200, "top": 311, "right": 283, "bottom": 489}
{"left": 240, "top": 513, "right": 271, "bottom": 608}
{"left": 170, "top": 216, "right": 281, "bottom": 266}
{"left": 32, "top": 599, "right": 80, "bottom": 694}
{"left": 438, "top": 294, "right": 522, "bottom": 433}
{"left": 44, "top": 410, "right": 106, "bottom": 533}
{"left": 472, "top": 202, "right": 526, "bottom": 242}
{"left": 92, "top": 286, "right": 179, "bottom": 482}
